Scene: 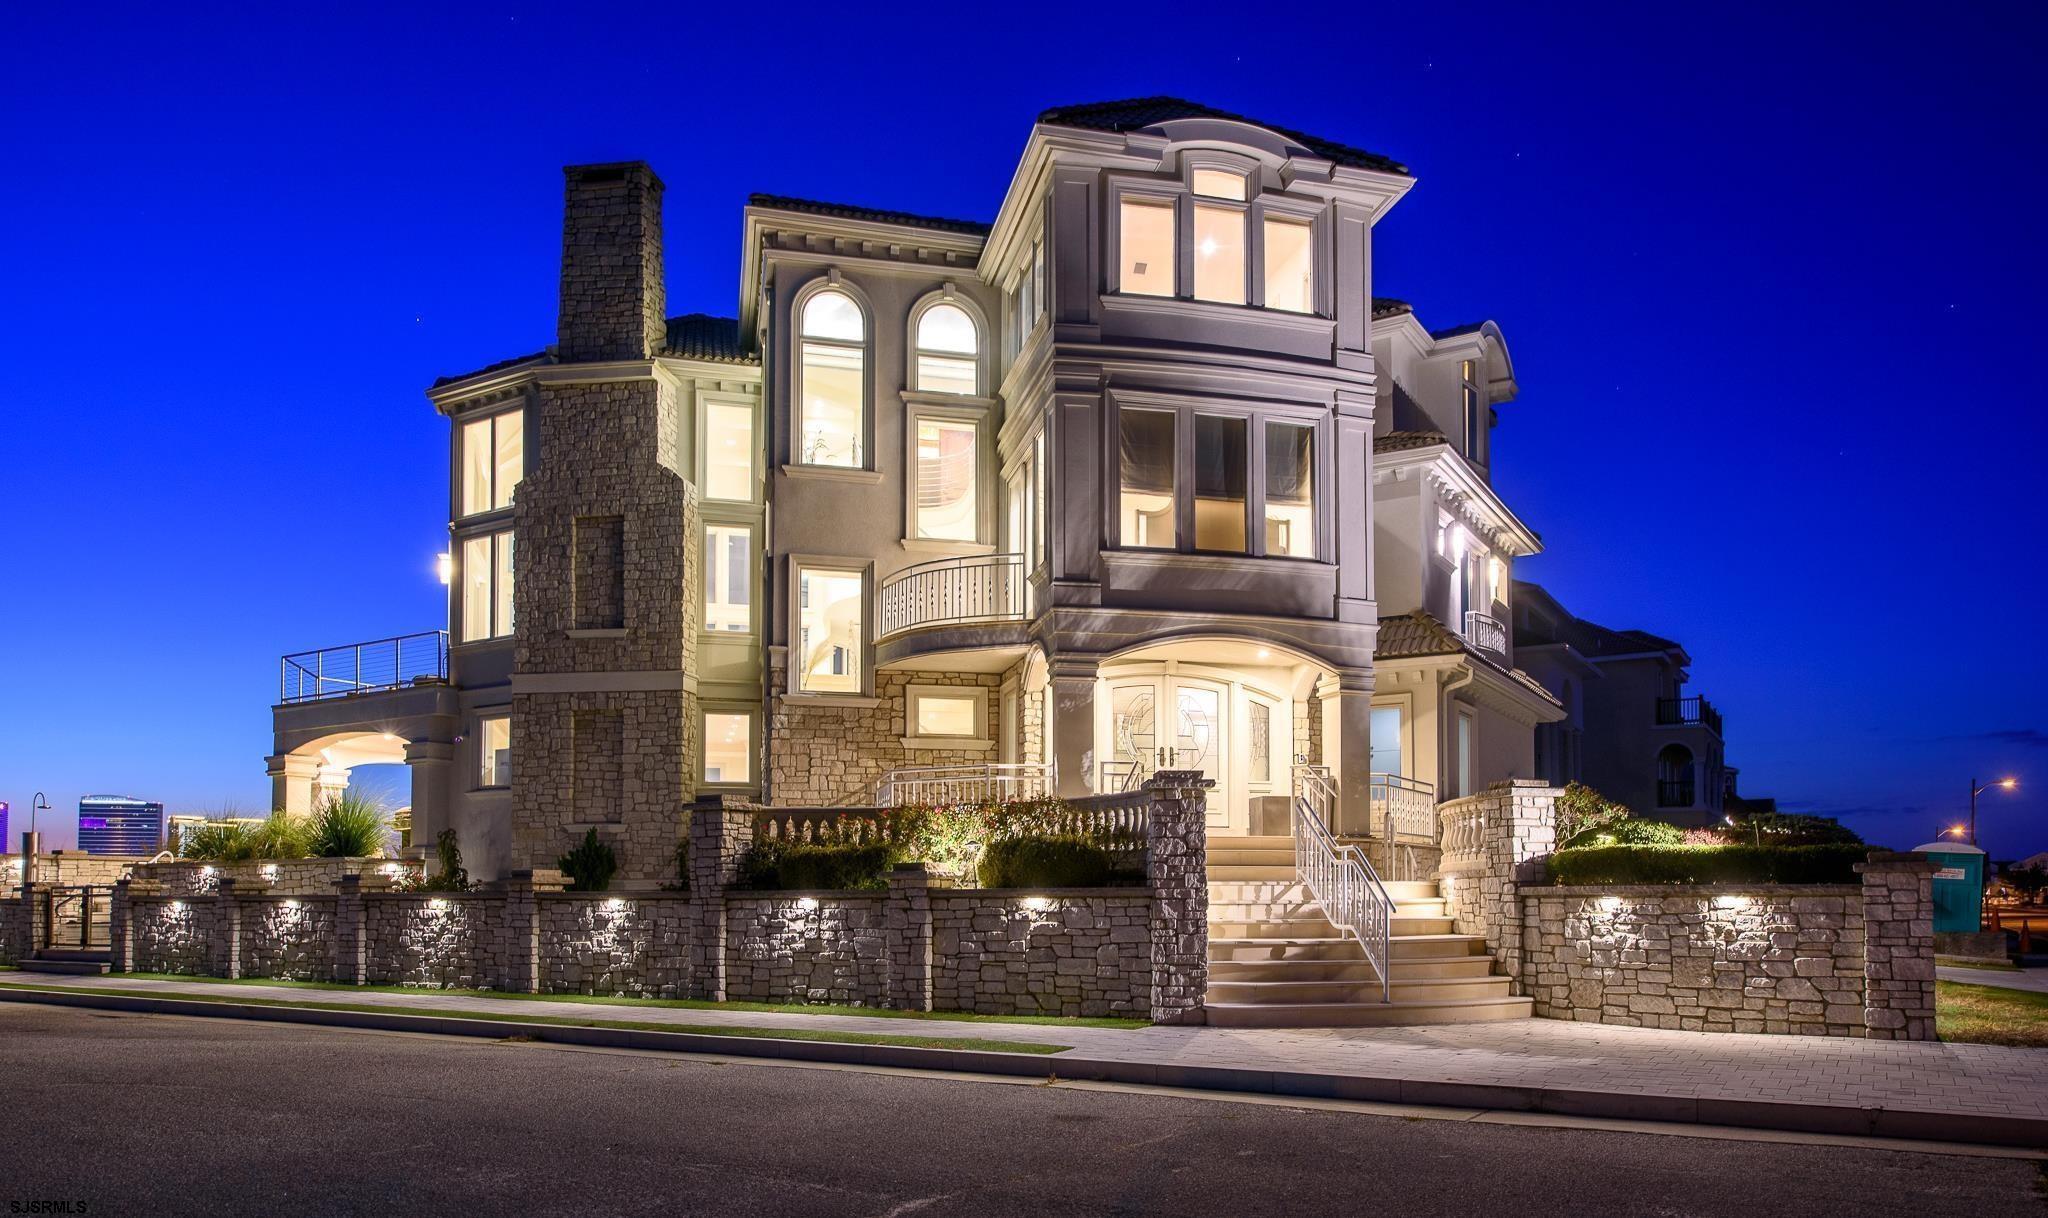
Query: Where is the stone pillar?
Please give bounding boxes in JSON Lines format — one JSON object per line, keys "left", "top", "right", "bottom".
{"left": 1858, "top": 851, "right": 1939, "bottom": 1041}
{"left": 1144, "top": 770, "right": 1210, "bottom": 1025}
{"left": 1318, "top": 669, "right": 1376, "bottom": 836}
{"left": 403, "top": 740, "right": 455, "bottom": 863}
{"left": 25, "top": 881, "right": 49, "bottom": 955}
{"left": 215, "top": 879, "right": 261, "bottom": 979}
{"left": 333, "top": 874, "right": 371, "bottom": 985}
{"left": 499, "top": 869, "right": 569, "bottom": 993}
{"left": 687, "top": 800, "right": 752, "bottom": 1001}
{"left": 1049, "top": 655, "right": 1100, "bottom": 798}
{"left": 1439, "top": 780, "right": 1558, "bottom": 994}
{"left": 886, "top": 863, "right": 934, "bottom": 1012}
{"left": 266, "top": 754, "right": 322, "bottom": 817}
{"left": 109, "top": 879, "right": 139, "bottom": 973}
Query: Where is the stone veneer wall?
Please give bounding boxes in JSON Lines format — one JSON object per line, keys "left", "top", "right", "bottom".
{"left": 130, "top": 858, "right": 419, "bottom": 897}
{"left": 538, "top": 895, "right": 693, "bottom": 998}
{"left": 0, "top": 898, "right": 28, "bottom": 964}
{"left": 130, "top": 897, "right": 222, "bottom": 976}
{"left": 241, "top": 896, "right": 339, "bottom": 982}
{"left": 1858, "top": 852, "right": 1940, "bottom": 1041}
{"left": 1519, "top": 885, "right": 1867, "bottom": 1035}
{"left": 365, "top": 895, "right": 500, "bottom": 988}
{"left": 724, "top": 894, "right": 890, "bottom": 1005}
{"left": 933, "top": 891, "right": 1151, "bottom": 1017}
{"left": 768, "top": 670, "right": 1005, "bottom": 805}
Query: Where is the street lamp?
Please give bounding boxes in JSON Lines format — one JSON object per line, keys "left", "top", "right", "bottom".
{"left": 29, "top": 791, "right": 49, "bottom": 837}
{"left": 1968, "top": 776, "right": 2018, "bottom": 848}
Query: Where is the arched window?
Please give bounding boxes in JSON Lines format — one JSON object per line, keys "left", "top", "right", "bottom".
{"left": 1656, "top": 744, "right": 1696, "bottom": 808}
{"left": 797, "top": 288, "right": 866, "bottom": 467}
{"left": 912, "top": 301, "right": 979, "bottom": 395}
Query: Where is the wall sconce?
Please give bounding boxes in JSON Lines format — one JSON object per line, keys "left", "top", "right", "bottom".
{"left": 436, "top": 552, "right": 454, "bottom": 585}
{"left": 1713, "top": 895, "right": 1751, "bottom": 910}
{"left": 1022, "top": 896, "right": 1051, "bottom": 911}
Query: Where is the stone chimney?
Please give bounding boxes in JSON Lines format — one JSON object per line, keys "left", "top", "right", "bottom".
{"left": 557, "top": 162, "right": 667, "bottom": 363}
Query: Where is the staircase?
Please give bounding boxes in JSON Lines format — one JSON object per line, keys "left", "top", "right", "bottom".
{"left": 1205, "top": 835, "right": 1531, "bottom": 1027}
{"left": 18, "top": 949, "right": 110, "bottom": 976}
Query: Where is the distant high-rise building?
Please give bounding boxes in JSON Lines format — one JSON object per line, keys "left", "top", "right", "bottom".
{"left": 77, "top": 796, "right": 164, "bottom": 855}
{"left": 0, "top": 801, "right": 9, "bottom": 850}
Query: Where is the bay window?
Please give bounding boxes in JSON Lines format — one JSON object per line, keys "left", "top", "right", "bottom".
{"left": 796, "top": 288, "right": 866, "bottom": 467}
{"left": 1264, "top": 421, "right": 1315, "bottom": 558}
{"left": 460, "top": 409, "right": 523, "bottom": 517}
{"left": 703, "top": 400, "right": 755, "bottom": 501}
{"left": 1193, "top": 415, "right": 1248, "bottom": 551}
{"left": 1192, "top": 170, "right": 1247, "bottom": 305}
{"left": 796, "top": 564, "right": 864, "bottom": 694}
{"left": 460, "top": 530, "right": 514, "bottom": 642}
{"left": 1117, "top": 197, "right": 1176, "bottom": 297}
{"left": 1118, "top": 408, "right": 1177, "bottom": 549}
{"left": 704, "top": 524, "right": 751, "bottom": 633}
{"left": 1111, "top": 168, "right": 1322, "bottom": 315}
{"left": 1262, "top": 216, "right": 1314, "bottom": 313}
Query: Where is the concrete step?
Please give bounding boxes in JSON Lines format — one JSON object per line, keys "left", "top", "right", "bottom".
{"left": 1208, "top": 937, "right": 1363, "bottom": 963}
{"left": 1208, "top": 903, "right": 1322, "bottom": 922}
{"left": 1207, "top": 978, "right": 1385, "bottom": 1004}
{"left": 1208, "top": 847, "right": 1295, "bottom": 867}
{"left": 1389, "top": 914, "right": 1456, "bottom": 937}
{"left": 20, "top": 957, "right": 110, "bottom": 975}
{"left": 1208, "top": 958, "right": 1381, "bottom": 983}
{"left": 1206, "top": 974, "right": 1513, "bottom": 1005}
{"left": 1386, "top": 954, "right": 1497, "bottom": 980}
{"left": 1209, "top": 916, "right": 1339, "bottom": 939}
{"left": 1381, "top": 880, "right": 1442, "bottom": 902}
{"left": 1217, "top": 835, "right": 1294, "bottom": 849}
{"left": 1391, "top": 898, "right": 1446, "bottom": 918}
{"left": 1390, "top": 933, "right": 1490, "bottom": 959}
{"left": 1206, "top": 880, "right": 1313, "bottom": 902}
{"left": 1207, "top": 865, "right": 1297, "bottom": 883}
{"left": 1204, "top": 995, "right": 1534, "bottom": 1028}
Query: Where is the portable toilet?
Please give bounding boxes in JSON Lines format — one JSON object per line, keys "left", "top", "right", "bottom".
{"left": 1912, "top": 842, "right": 1986, "bottom": 933}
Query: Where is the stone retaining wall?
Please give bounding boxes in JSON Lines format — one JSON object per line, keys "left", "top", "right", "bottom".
{"left": 365, "top": 895, "right": 499, "bottom": 989}
{"left": 0, "top": 898, "right": 27, "bottom": 964}
{"left": 243, "top": 896, "right": 339, "bottom": 982}
{"left": 725, "top": 893, "right": 890, "bottom": 1005}
{"left": 539, "top": 895, "right": 693, "bottom": 998}
{"left": 131, "top": 858, "right": 419, "bottom": 897}
{"left": 933, "top": 891, "right": 1151, "bottom": 1017}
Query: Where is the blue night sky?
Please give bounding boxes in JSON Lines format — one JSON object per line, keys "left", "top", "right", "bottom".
{"left": 1, "top": 3, "right": 2042, "bottom": 858}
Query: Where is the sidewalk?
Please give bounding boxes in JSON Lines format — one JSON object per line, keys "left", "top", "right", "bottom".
{"left": 1939, "top": 965, "right": 2048, "bottom": 994}
{"left": 3, "top": 972, "right": 2044, "bottom": 1148}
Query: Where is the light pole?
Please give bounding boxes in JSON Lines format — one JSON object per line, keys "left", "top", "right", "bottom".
{"left": 29, "top": 792, "right": 49, "bottom": 838}
{"left": 1969, "top": 776, "right": 2017, "bottom": 848}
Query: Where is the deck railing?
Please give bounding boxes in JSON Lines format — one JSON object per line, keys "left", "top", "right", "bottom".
{"left": 1463, "top": 610, "right": 1508, "bottom": 659}
{"left": 1655, "top": 695, "right": 1724, "bottom": 736}
{"left": 280, "top": 631, "right": 449, "bottom": 704}
{"left": 877, "top": 554, "right": 1028, "bottom": 637}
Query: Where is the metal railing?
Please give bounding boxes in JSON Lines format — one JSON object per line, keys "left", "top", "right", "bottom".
{"left": 1098, "top": 760, "right": 1145, "bottom": 794}
{"left": 1655, "top": 695, "right": 1723, "bottom": 736}
{"left": 280, "top": 631, "right": 450, "bottom": 704}
{"left": 1656, "top": 779, "right": 1698, "bottom": 808}
{"left": 1463, "top": 610, "right": 1508, "bottom": 659}
{"left": 1293, "top": 767, "right": 1392, "bottom": 1002}
{"left": 877, "top": 554, "right": 1028, "bottom": 637}
{"left": 873, "top": 762, "right": 1051, "bottom": 807}
{"left": 42, "top": 885, "right": 114, "bottom": 951}
{"left": 1370, "top": 773, "right": 1438, "bottom": 842}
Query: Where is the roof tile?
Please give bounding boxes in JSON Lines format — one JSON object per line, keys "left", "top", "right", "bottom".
{"left": 1038, "top": 96, "right": 1410, "bottom": 177}
{"left": 747, "top": 192, "right": 991, "bottom": 237}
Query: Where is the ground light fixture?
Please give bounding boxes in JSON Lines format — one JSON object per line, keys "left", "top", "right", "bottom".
{"left": 1968, "top": 776, "right": 2019, "bottom": 847}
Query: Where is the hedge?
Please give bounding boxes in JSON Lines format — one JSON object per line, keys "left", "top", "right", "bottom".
{"left": 1545, "top": 843, "right": 1868, "bottom": 886}
{"left": 738, "top": 840, "right": 898, "bottom": 891}
{"left": 977, "top": 834, "right": 1136, "bottom": 889}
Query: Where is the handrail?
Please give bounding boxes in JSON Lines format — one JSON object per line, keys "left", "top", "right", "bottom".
{"left": 1098, "top": 760, "right": 1144, "bottom": 794}
{"left": 874, "top": 762, "right": 1050, "bottom": 807}
{"left": 877, "top": 553, "right": 1028, "bottom": 637}
{"left": 1655, "top": 695, "right": 1723, "bottom": 735}
{"left": 1293, "top": 766, "right": 1392, "bottom": 1002}
{"left": 1369, "top": 772, "right": 1437, "bottom": 843}
{"left": 280, "top": 630, "right": 450, "bottom": 704}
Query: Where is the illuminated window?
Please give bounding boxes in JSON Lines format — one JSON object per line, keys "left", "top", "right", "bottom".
{"left": 460, "top": 530, "right": 514, "bottom": 642}
{"left": 907, "top": 685, "right": 988, "bottom": 744}
{"left": 1263, "top": 217, "right": 1314, "bottom": 313}
{"left": 796, "top": 289, "right": 865, "bottom": 467}
{"left": 703, "top": 712, "right": 753, "bottom": 784}
{"left": 1193, "top": 415, "right": 1248, "bottom": 551}
{"left": 703, "top": 401, "right": 755, "bottom": 501}
{"left": 913, "top": 418, "right": 979, "bottom": 541}
{"left": 1192, "top": 169, "right": 1247, "bottom": 201}
{"left": 479, "top": 717, "right": 511, "bottom": 787}
{"left": 1118, "top": 409, "right": 1176, "bottom": 548}
{"left": 1118, "top": 198, "right": 1176, "bottom": 297}
{"left": 1264, "top": 421, "right": 1315, "bottom": 558}
{"left": 704, "top": 525, "right": 751, "bottom": 633}
{"left": 913, "top": 303, "right": 979, "bottom": 395}
{"left": 460, "top": 410, "right": 523, "bottom": 516}
{"left": 796, "top": 565, "right": 864, "bottom": 693}
{"left": 1192, "top": 174, "right": 1247, "bottom": 305}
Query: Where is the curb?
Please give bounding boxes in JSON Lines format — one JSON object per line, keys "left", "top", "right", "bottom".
{"left": 3, "top": 986, "right": 2041, "bottom": 1150}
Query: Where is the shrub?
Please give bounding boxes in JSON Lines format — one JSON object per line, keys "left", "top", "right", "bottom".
{"left": 177, "top": 821, "right": 250, "bottom": 862}
{"left": 739, "top": 839, "right": 897, "bottom": 891}
{"left": 1545, "top": 843, "right": 1868, "bottom": 886}
{"left": 1555, "top": 782, "right": 1631, "bottom": 844}
{"left": 306, "top": 793, "right": 389, "bottom": 857}
{"left": 558, "top": 829, "right": 619, "bottom": 892}
{"left": 977, "top": 834, "right": 1127, "bottom": 889}
{"left": 1564, "top": 818, "right": 1686, "bottom": 848}
{"left": 1726, "top": 811, "right": 1863, "bottom": 847}
{"left": 396, "top": 829, "right": 471, "bottom": 892}
{"left": 247, "top": 811, "right": 312, "bottom": 860}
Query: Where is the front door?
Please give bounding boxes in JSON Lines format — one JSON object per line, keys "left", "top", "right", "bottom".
{"left": 1107, "top": 675, "right": 1229, "bottom": 827}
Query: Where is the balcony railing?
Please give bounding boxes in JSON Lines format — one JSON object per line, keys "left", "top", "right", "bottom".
{"left": 1463, "top": 610, "right": 1508, "bottom": 660}
{"left": 1369, "top": 773, "right": 1438, "bottom": 842}
{"left": 280, "top": 631, "right": 450, "bottom": 704}
{"left": 1657, "top": 779, "right": 1698, "bottom": 808}
{"left": 1655, "top": 695, "right": 1723, "bottom": 736}
{"left": 878, "top": 553, "right": 1027, "bottom": 637}
{"left": 874, "top": 762, "right": 1051, "bottom": 807}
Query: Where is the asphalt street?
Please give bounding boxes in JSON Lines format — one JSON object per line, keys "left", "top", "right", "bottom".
{"left": 0, "top": 1004, "right": 2038, "bottom": 1217}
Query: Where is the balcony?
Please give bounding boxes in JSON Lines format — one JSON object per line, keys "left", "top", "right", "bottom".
{"left": 279, "top": 631, "right": 449, "bottom": 704}
{"left": 878, "top": 553, "right": 1028, "bottom": 638}
{"left": 1655, "top": 695, "right": 1723, "bottom": 736}
{"left": 1657, "top": 779, "right": 1699, "bottom": 809}
{"left": 1462, "top": 610, "right": 1507, "bottom": 660}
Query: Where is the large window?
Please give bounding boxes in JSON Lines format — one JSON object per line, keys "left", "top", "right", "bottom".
{"left": 479, "top": 716, "right": 511, "bottom": 788}
{"left": 703, "top": 712, "right": 753, "bottom": 784}
{"left": 460, "top": 410, "right": 523, "bottom": 517}
{"left": 1264, "top": 421, "right": 1315, "bottom": 558}
{"left": 796, "top": 289, "right": 865, "bottom": 467}
{"left": 1118, "top": 409, "right": 1177, "bottom": 549}
{"left": 1117, "top": 198, "right": 1176, "bottom": 297}
{"left": 913, "top": 418, "right": 979, "bottom": 542}
{"left": 1006, "top": 426, "right": 1048, "bottom": 575}
{"left": 704, "top": 525, "right": 751, "bottom": 633}
{"left": 913, "top": 303, "right": 979, "bottom": 395}
{"left": 1193, "top": 415, "right": 1247, "bottom": 551}
{"left": 1192, "top": 170, "right": 1247, "bottom": 305}
{"left": 796, "top": 565, "right": 863, "bottom": 694}
{"left": 1370, "top": 706, "right": 1402, "bottom": 777}
{"left": 703, "top": 401, "right": 755, "bottom": 501}
{"left": 1263, "top": 217, "right": 1314, "bottom": 313}
{"left": 906, "top": 684, "right": 989, "bottom": 748}
{"left": 460, "top": 530, "right": 514, "bottom": 642}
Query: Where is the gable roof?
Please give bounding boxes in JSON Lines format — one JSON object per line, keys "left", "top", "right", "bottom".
{"left": 662, "top": 313, "right": 752, "bottom": 363}
{"left": 1511, "top": 580, "right": 1686, "bottom": 661}
{"left": 747, "top": 192, "right": 991, "bottom": 237}
{"left": 1375, "top": 611, "right": 1563, "bottom": 706}
{"left": 1038, "top": 96, "right": 1410, "bottom": 177}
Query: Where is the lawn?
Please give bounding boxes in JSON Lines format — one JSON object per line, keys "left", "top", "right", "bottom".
{"left": 1937, "top": 980, "right": 2048, "bottom": 1048}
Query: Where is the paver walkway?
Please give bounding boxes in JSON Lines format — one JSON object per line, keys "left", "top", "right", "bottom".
{"left": 1939, "top": 965, "right": 2048, "bottom": 994}
{"left": 7, "top": 972, "right": 2045, "bottom": 1129}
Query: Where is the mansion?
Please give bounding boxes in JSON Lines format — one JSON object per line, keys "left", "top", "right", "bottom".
{"left": 271, "top": 98, "right": 1680, "bottom": 885}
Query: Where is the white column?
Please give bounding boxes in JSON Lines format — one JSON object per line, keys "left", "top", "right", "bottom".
{"left": 1319, "top": 668, "right": 1376, "bottom": 837}
{"left": 1048, "top": 655, "right": 1100, "bottom": 799}
{"left": 403, "top": 740, "right": 455, "bottom": 864}
{"left": 266, "top": 754, "right": 321, "bottom": 817}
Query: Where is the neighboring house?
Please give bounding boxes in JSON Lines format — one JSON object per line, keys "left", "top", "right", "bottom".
{"left": 267, "top": 97, "right": 1560, "bottom": 885}
{"left": 77, "top": 796, "right": 164, "bottom": 855}
{"left": 1512, "top": 581, "right": 1752, "bottom": 827}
